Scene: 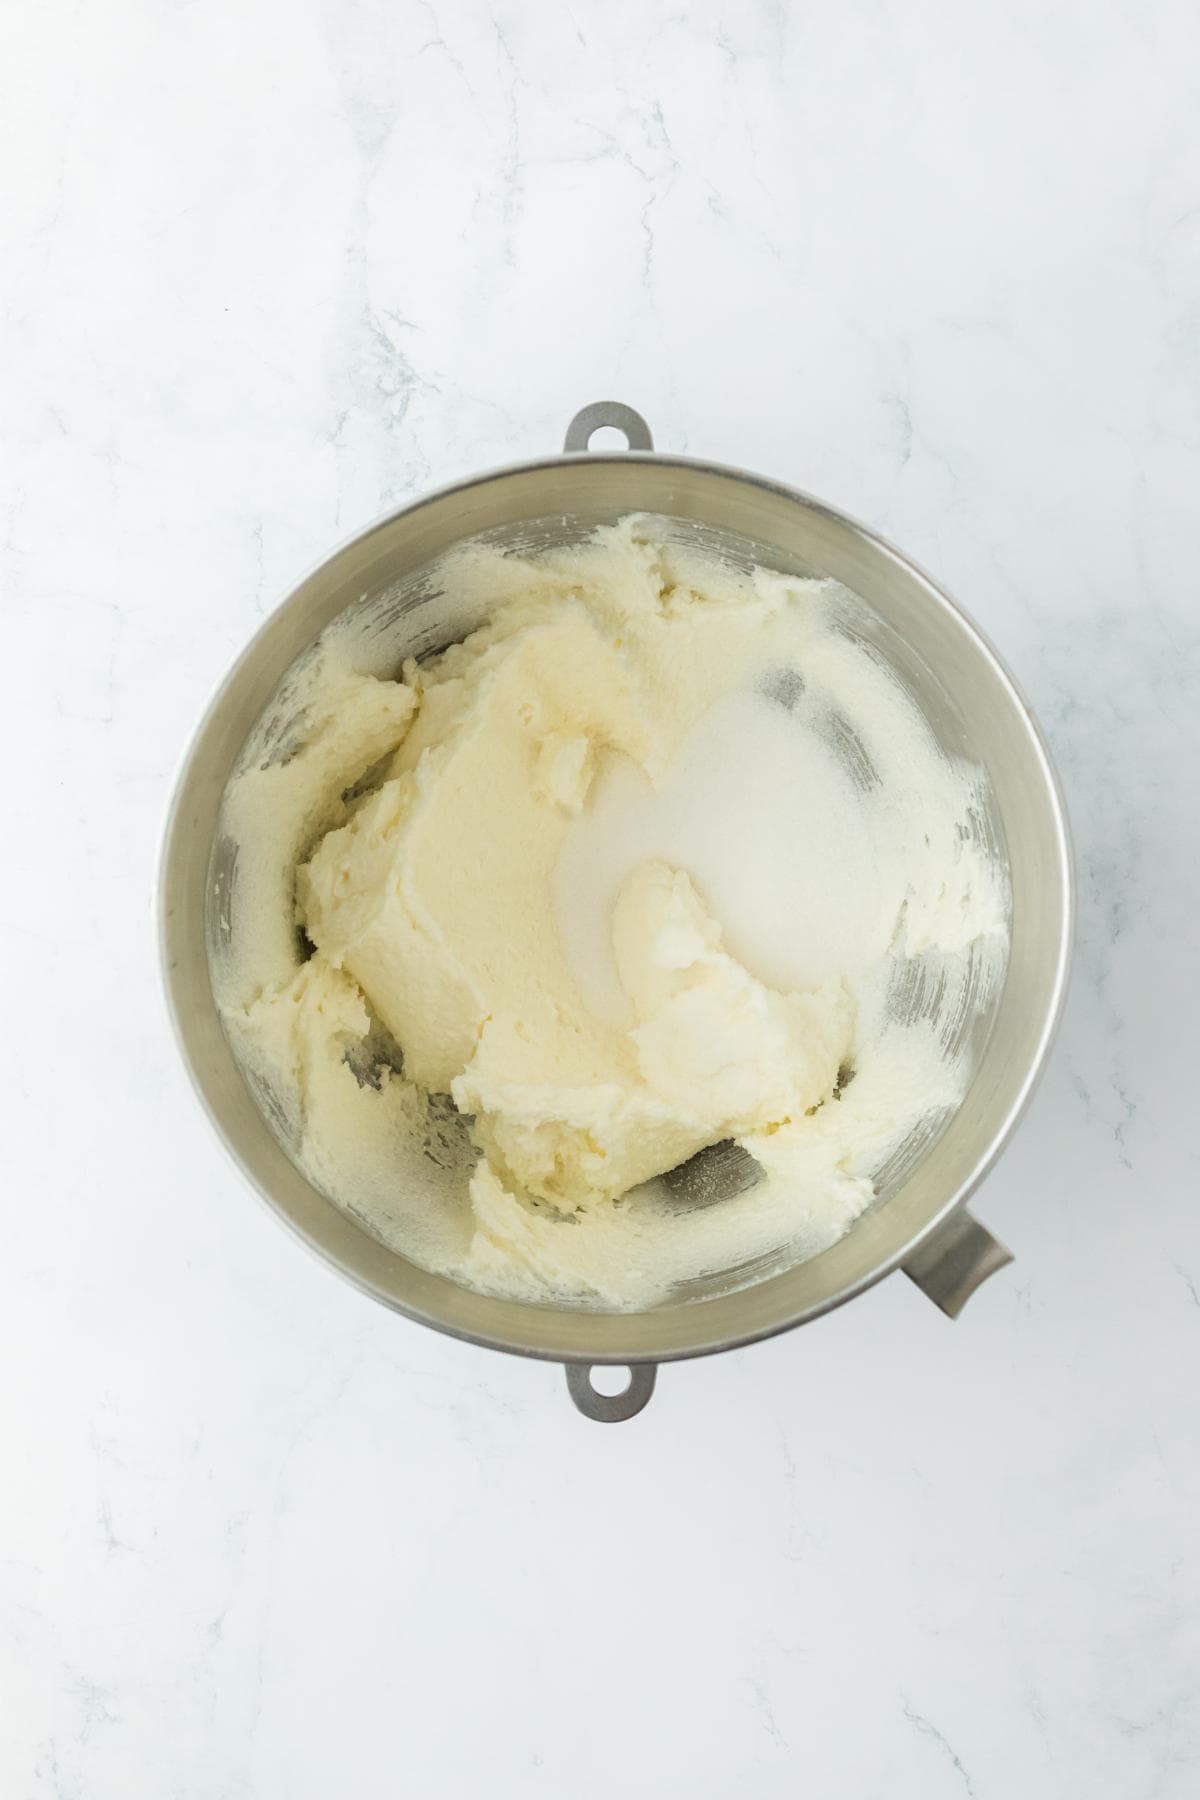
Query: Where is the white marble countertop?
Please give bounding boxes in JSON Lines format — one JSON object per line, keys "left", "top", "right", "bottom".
{"left": 4, "top": 1, "right": 1200, "bottom": 1793}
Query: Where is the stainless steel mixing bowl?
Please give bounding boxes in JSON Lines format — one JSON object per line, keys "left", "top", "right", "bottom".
{"left": 160, "top": 402, "right": 1072, "bottom": 1421}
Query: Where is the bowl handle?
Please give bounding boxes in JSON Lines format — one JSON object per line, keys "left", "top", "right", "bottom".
{"left": 565, "top": 1362, "right": 658, "bottom": 1422}
{"left": 903, "top": 1207, "right": 1013, "bottom": 1317}
{"left": 563, "top": 401, "right": 655, "bottom": 454}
